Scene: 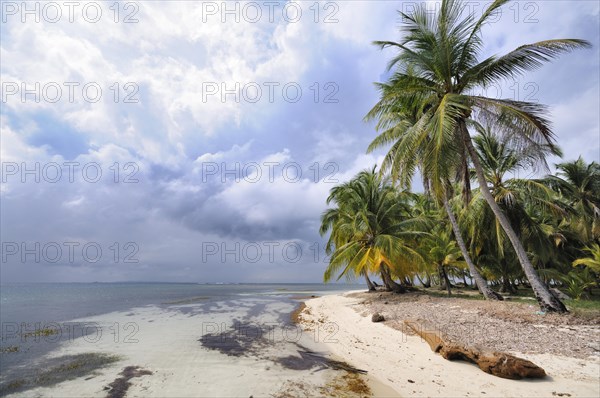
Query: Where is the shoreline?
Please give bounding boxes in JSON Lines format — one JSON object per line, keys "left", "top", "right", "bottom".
{"left": 3, "top": 288, "right": 597, "bottom": 397}
{"left": 298, "top": 291, "right": 600, "bottom": 398}
{"left": 2, "top": 303, "right": 341, "bottom": 397}
{"left": 1, "top": 291, "right": 374, "bottom": 397}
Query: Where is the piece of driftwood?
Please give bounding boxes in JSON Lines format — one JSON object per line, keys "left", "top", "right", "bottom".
{"left": 404, "top": 320, "right": 546, "bottom": 380}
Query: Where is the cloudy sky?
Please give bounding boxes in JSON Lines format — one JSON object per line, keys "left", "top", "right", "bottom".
{"left": 1, "top": 0, "right": 598, "bottom": 283}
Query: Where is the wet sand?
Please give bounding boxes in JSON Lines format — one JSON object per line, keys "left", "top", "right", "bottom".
{"left": 1, "top": 295, "right": 386, "bottom": 397}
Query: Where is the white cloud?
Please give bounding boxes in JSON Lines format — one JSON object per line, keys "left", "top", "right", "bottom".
{"left": 1, "top": 1, "right": 597, "bottom": 283}
{"left": 1, "top": 1, "right": 324, "bottom": 163}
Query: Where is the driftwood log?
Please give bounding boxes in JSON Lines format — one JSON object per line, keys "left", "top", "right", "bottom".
{"left": 404, "top": 320, "right": 546, "bottom": 380}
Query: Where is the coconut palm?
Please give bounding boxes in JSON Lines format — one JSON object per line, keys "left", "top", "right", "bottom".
{"left": 544, "top": 158, "right": 600, "bottom": 243}
{"left": 461, "top": 128, "right": 566, "bottom": 292}
{"left": 573, "top": 244, "right": 600, "bottom": 273}
{"left": 560, "top": 268, "right": 597, "bottom": 300}
{"left": 319, "top": 168, "right": 426, "bottom": 292}
{"left": 366, "top": 73, "right": 503, "bottom": 300}
{"left": 365, "top": 0, "right": 590, "bottom": 312}
{"left": 423, "top": 227, "right": 467, "bottom": 296}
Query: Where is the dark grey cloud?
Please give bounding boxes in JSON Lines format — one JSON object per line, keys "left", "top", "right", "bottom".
{"left": 1, "top": 1, "right": 598, "bottom": 283}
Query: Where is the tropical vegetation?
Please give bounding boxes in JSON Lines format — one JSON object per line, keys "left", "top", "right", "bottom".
{"left": 319, "top": 0, "right": 597, "bottom": 313}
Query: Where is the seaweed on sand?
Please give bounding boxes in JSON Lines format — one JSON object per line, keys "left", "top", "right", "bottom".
{"left": 0, "top": 352, "right": 120, "bottom": 396}
{"left": 199, "top": 320, "right": 268, "bottom": 357}
{"left": 275, "top": 348, "right": 367, "bottom": 374}
{"left": 104, "top": 366, "right": 153, "bottom": 398}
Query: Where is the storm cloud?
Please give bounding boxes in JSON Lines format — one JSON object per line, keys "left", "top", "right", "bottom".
{"left": 1, "top": 1, "right": 598, "bottom": 283}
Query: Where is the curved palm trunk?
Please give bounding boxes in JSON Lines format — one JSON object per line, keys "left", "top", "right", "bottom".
{"left": 380, "top": 263, "right": 406, "bottom": 293}
{"left": 415, "top": 272, "right": 430, "bottom": 288}
{"left": 442, "top": 266, "right": 452, "bottom": 296}
{"left": 424, "top": 272, "right": 432, "bottom": 288}
{"left": 442, "top": 195, "right": 503, "bottom": 300}
{"left": 437, "top": 264, "right": 447, "bottom": 290}
{"left": 500, "top": 276, "right": 516, "bottom": 294}
{"left": 459, "top": 122, "right": 567, "bottom": 312}
{"left": 500, "top": 260, "right": 516, "bottom": 294}
{"left": 364, "top": 272, "right": 376, "bottom": 292}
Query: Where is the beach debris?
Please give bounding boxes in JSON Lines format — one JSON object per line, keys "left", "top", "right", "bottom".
{"left": 351, "top": 290, "right": 600, "bottom": 359}
{"left": 291, "top": 302, "right": 308, "bottom": 324}
{"left": 0, "top": 353, "right": 120, "bottom": 396}
{"left": 0, "top": 345, "right": 19, "bottom": 353}
{"left": 587, "top": 342, "right": 600, "bottom": 352}
{"left": 404, "top": 320, "right": 546, "bottom": 380}
{"left": 105, "top": 366, "right": 153, "bottom": 398}
{"left": 276, "top": 347, "right": 367, "bottom": 374}
{"left": 199, "top": 320, "right": 268, "bottom": 357}
{"left": 21, "top": 327, "right": 59, "bottom": 339}
{"left": 199, "top": 318, "right": 368, "bottom": 377}
{"left": 371, "top": 313, "right": 385, "bottom": 322}
{"left": 319, "top": 372, "right": 372, "bottom": 396}
{"left": 275, "top": 374, "right": 371, "bottom": 398}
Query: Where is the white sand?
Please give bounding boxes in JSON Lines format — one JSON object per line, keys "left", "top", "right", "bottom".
{"left": 6, "top": 301, "right": 340, "bottom": 397}
{"left": 7, "top": 293, "right": 597, "bottom": 398}
{"left": 301, "top": 292, "right": 600, "bottom": 398}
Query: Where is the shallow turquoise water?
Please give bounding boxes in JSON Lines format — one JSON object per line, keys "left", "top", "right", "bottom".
{"left": 0, "top": 282, "right": 363, "bottom": 392}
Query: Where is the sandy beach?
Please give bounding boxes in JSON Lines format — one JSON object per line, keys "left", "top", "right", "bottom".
{"left": 1, "top": 288, "right": 379, "bottom": 398}
{"left": 4, "top": 303, "right": 339, "bottom": 398}
{"left": 2, "top": 288, "right": 598, "bottom": 398}
{"left": 299, "top": 291, "right": 600, "bottom": 398}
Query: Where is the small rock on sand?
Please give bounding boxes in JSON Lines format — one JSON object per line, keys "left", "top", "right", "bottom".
{"left": 372, "top": 313, "right": 385, "bottom": 322}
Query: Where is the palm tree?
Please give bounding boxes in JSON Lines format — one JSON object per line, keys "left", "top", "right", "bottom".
{"left": 573, "top": 244, "right": 600, "bottom": 273}
{"left": 319, "top": 168, "right": 425, "bottom": 292}
{"left": 544, "top": 158, "right": 600, "bottom": 243}
{"left": 365, "top": 0, "right": 590, "bottom": 312}
{"left": 366, "top": 73, "right": 503, "bottom": 300}
{"left": 462, "top": 128, "right": 566, "bottom": 293}
{"left": 423, "top": 227, "right": 467, "bottom": 296}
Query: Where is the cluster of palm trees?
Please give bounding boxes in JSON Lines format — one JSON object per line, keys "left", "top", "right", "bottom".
{"left": 319, "top": 0, "right": 597, "bottom": 313}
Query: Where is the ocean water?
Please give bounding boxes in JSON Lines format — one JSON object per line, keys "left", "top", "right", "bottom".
{"left": 0, "top": 282, "right": 359, "bottom": 325}
{"left": 0, "top": 283, "right": 364, "bottom": 397}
